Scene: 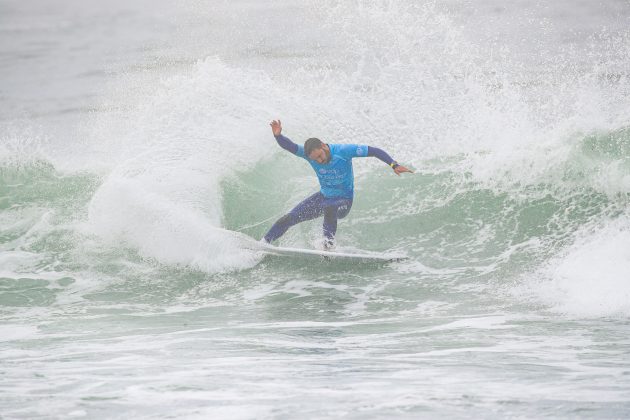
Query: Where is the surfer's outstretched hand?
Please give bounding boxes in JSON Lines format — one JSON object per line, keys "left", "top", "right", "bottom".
{"left": 270, "top": 119, "right": 282, "bottom": 136}
{"left": 394, "top": 165, "right": 413, "bottom": 176}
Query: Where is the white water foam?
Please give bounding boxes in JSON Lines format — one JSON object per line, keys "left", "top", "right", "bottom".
{"left": 83, "top": 58, "right": 278, "bottom": 272}
{"left": 519, "top": 215, "right": 630, "bottom": 318}
{"left": 0, "top": 123, "right": 50, "bottom": 168}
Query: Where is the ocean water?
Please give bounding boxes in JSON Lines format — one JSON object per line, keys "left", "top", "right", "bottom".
{"left": 1, "top": 0, "right": 630, "bottom": 418}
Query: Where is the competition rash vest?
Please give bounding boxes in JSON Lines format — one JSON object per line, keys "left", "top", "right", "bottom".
{"left": 274, "top": 134, "right": 397, "bottom": 199}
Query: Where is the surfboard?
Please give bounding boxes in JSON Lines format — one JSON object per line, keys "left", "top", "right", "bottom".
{"left": 228, "top": 230, "right": 406, "bottom": 263}
{"left": 258, "top": 242, "right": 407, "bottom": 263}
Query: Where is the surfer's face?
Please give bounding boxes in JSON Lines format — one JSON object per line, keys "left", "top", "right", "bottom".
{"left": 308, "top": 144, "right": 330, "bottom": 164}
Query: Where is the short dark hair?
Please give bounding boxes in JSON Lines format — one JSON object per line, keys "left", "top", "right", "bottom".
{"left": 304, "top": 137, "right": 324, "bottom": 156}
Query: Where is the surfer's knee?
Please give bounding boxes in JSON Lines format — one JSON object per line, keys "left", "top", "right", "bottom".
{"left": 324, "top": 201, "right": 351, "bottom": 221}
{"left": 337, "top": 201, "right": 352, "bottom": 219}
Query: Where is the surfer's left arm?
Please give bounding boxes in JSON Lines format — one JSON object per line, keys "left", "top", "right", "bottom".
{"left": 367, "top": 146, "right": 413, "bottom": 176}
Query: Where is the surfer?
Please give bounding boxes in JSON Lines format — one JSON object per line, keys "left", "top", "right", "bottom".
{"left": 262, "top": 120, "right": 412, "bottom": 249}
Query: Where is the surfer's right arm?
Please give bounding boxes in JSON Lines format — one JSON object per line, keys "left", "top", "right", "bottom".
{"left": 270, "top": 119, "right": 300, "bottom": 155}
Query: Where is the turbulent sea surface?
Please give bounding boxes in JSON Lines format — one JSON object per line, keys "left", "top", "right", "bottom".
{"left": 1, "top": 0, "right": 630, "bottom": 418}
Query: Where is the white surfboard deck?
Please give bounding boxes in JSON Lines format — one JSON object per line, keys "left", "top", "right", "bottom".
{"left": 259, "top": 242, "right": 407, "bottom": 263}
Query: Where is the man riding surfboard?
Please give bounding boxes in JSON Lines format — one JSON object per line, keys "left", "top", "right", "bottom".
{"left": 263, "top": 120, "right": 412, "bottom": 249}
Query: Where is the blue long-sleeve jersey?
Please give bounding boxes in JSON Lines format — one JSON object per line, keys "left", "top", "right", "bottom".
{"left": 274, "top": 134, "right": 397, "bottom": 199}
